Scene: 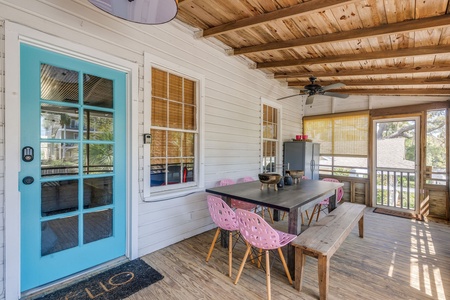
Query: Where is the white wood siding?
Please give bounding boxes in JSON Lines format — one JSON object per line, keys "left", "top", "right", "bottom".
{"left": 0, "top": 20, "right": 5, "bottom": 299}
{"left": 0, "top": 1, "right": 302, "bottom": 296}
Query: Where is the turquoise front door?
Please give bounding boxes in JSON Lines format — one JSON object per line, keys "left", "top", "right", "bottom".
{"left": 20, "top": 44, "right": 127, "bottom": 291}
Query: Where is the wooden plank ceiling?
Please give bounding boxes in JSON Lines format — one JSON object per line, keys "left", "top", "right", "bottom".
{"left": 176, "top": 0, "right": 450, "bottom": 97}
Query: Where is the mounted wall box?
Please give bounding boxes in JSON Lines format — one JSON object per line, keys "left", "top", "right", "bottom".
{"left": 144, "top": 134, "right": 152, "bottom": 144}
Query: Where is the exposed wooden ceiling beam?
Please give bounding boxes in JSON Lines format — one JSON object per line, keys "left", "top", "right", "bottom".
{"left": 288, "top": 78, "right": 450, "bottom": 87}
{"left": 326, "top": 89, "right": 450, "bottom": 95}
{"left": 201, "top": 0, "right": 357, "bottom": 37}
{"left": 233, "top": 14, "right": 450, "bottom": 55}
{"left": 257, "top": 44, "right": 450, "bottom": 69}
{"left": 274, "top": 65, "right": 450, "bottom": 79}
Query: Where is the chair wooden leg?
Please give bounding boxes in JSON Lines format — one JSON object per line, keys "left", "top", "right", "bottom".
{"left": 277, "top": 248, "right": 293, "bottom": 284}
{"left": 308, "top": 205, "right": 318, "bottom": 226}
{"left": 316, "top": 204, "right": 322, "bottom": 221}
{"left": 206, "top": 227, "right": 220, "bottom": 261}
{"left": 228, "top": 231, "right": 233, "bottom": 277}
{"left": 267, "top": 208, "right": 274, "bottom": 224}
{"left": 300, "top": 212, "right": 304, "bottom": 225}
{"left": 257, "top": 248, "right": 263, "bottom": 268}
{"left": 245, "top": 241, "right": 255, "bottom": 264}
{"left": 234, "top": 244, "right": 251, "bottom": 285}
{"left": 281, "top": 211, "right": 286, "bottom": 221}
{"left": 265, "top": 250, "right": 271, "bottom": 300}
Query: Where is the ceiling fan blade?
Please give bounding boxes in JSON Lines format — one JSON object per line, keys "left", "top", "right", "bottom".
{"left": 305, "top": 94, "right": 315, "bottom": 105}
{"left": 277, "top": 94, "right": 302, "bottom": 101}
{"left": 323, "top": 91, "right": 349, "bottom": 98}
{"left": 322, "top": 82, "right": 345, "bottom": 91}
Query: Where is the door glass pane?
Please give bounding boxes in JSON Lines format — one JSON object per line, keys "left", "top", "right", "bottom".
{"left": 84, "top": 177, "right": 113, "bottom": 208}
{"left": 84, "top": 74, "right": 113, "bottom": 108}
{"left": 41, "top": 180, "right": 79, "bottom": 216}
{"left": 41, "top": 142, "right": 79, "bottom": 176}
{"left": 41, "top": 64, "right": 79, "bottom": 103}
{"left": 84, "top": 209, "right": 113, "bottom": 244}
{"left": 42, "top": 216, "right": 78, "bottom": 256}
{"left": 83, "top": 144, "right": 113, "bottom": 174}
{"left": 376, "top": 121, "right": 416, "bottom": 169}
{"left": 426, "top": 110, "right": 447, "bottom": 185}
{"left": 41, "top": 104, "right": 79, "bottom": 139}
{"left": 84, "top": 110, "right": 113, "bottom": 141}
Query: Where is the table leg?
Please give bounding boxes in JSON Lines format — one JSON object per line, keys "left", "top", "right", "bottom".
{"left": 273, "top": 209, "right": 281, "bottom": 221}
{"left": 328, "top": 192, "right": 337, "bottom": 212}
{"left": 287, "top": 209, "right": 300, "bottom": 278}
{"left": 220, "top": 196, "right": 231, "bottom": 248}
{"left": 358, "top": 215, "right": 364, "bottom": 238}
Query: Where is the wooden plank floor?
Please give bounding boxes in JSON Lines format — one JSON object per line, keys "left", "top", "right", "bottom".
{"left": 128, "top": 208, "right": 450, "bottom": 300}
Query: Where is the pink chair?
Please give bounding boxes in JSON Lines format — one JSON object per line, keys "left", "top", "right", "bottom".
{"left": 205, "top": 195, "right": 240, "bottom": 277}
{"left": 234, "top": 209, "right": 296, "bottom": 300}
{"left": 308, "top": 178, "right": 344, "bottom": 225}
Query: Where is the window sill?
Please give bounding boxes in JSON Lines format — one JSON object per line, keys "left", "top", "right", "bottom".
{"left": 143, "top": 186, "right": 204, "bottom": 202}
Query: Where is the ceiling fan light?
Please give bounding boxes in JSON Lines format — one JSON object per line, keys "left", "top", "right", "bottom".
{"left": 89, "top": 0, "right": 178, "bottom": 25}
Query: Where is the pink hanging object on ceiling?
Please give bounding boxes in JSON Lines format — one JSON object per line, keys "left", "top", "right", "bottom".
{"left": 89, "top": 0, "right": 178, "bottom": 25}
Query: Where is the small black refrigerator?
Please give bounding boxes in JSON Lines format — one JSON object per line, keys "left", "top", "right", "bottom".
{"left": 283, "top": 141, "right": 320, "bottom": 180}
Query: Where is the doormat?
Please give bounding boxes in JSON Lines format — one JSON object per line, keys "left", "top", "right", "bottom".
{"left": 373, "top": 207, "right": 421, "bottom": 220}
{"left": 35, "top": 258, "right": 164, "bottom": 300}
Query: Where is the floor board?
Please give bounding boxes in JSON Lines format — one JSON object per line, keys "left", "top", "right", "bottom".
{"left": 128, "top": 208, "right": 450, "bottom": 300}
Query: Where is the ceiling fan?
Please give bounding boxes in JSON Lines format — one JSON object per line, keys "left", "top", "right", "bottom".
{"left": 277, "top": 76, "right": 349, "bottom": 105}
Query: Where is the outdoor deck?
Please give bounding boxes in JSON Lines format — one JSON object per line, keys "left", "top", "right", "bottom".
{"left": 131, "top": 208, "right": 450, "bottom": 300}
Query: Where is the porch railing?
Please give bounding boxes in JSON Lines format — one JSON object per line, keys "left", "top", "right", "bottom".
{"left": 376, "top": 168, "right": 416, "bottom": 210}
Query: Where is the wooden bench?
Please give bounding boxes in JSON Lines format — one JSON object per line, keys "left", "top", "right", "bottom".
{"left": 291, "top": 202, "right": 365, "bottom": 300}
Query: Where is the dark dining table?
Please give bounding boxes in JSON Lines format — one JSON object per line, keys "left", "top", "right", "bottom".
{"left": 205, "top": 179, "right": 344, "bottom": 277}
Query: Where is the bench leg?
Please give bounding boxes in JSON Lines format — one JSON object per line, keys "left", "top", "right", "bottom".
{"left": 294, "top": 248, "right": 306, "bottom": 291}
{"left": 358, "top": 215, "right": 364, "bottom": 238}
{"left": 318, "top": 254, "right": 329, "bottom": 300}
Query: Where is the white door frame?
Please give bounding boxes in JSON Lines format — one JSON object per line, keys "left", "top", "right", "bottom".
{"left": 4, "top": 21, "right": 139, "bottom": 299}
{"left": 371, "top": 116, "right": 420, "bottom": 212}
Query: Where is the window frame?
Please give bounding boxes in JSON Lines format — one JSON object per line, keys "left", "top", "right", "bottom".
{"left": 260, "top": 97, "right": 283, "bottom": 174}
{"left": 143, "top": 53, "right": 205, "bottom": 200}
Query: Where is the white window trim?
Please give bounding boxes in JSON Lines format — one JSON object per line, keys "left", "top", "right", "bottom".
{"left": 260, "top": 97, "right": 283, "bottom": 173}
{"left": 5, "top": 21, "right": 139, "bottom": 298}
{"left": 143, "top": 53, "right": 205, "bottom": 201}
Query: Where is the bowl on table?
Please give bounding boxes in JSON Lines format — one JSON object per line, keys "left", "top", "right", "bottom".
{"left": 258, "top": 173, "right": 282, "bottom": 190}
{"left": 287, "top": 170, "right": 304, "bottom": 183}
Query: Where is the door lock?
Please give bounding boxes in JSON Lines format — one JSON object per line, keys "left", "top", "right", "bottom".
{"left": 22, "top": 146, "right": 34, "bottom": 162}
{"left": 22, "top": 176, "right": 34, "bottom": 185}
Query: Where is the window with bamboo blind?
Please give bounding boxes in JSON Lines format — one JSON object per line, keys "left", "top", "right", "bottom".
{"left": 303, "top": 112, "right": 369, "bottom": 177}
{"left": 149, "top": 67, "right": 197, "bottom": 188}
{"left": 262, "top": 103, "right": 281, "bottom": 172}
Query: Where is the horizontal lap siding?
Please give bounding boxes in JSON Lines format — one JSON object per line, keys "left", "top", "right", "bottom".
{"left": 0, "top": 0, "right": 303, "bottom": 280}
{"left": 0, "top": 20, "right": 5, "bottom": 300}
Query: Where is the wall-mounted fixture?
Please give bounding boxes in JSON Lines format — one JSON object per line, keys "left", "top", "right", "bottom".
{"left": 89, "top": 0, "right": 178, "bottom": 25}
